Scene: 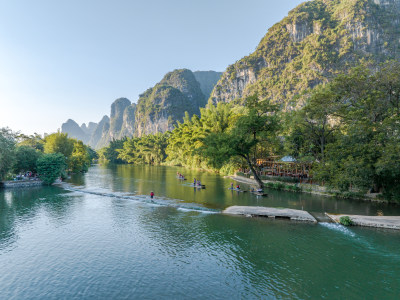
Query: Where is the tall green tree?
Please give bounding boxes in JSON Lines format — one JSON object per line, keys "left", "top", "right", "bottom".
{"left": 166, "top": 103, "right": 237, "bottom": 169}
{"left": 17, "top": 133, "right": 45, "bottom": 151}
{"left": 13, "top": 146, "right": 42, "bottom": 173}
{"left": 302, "top": 61, "right": 400, "bottom": 199}
{"left": 99, "top": 138, "right": 127, "bottom": 163}
{"left": 0, "top": 128, "right": 16, "bottom": 180}
{"left": 201, "top": 96, "right": 279, "bottom": 188}
{"left": 44, "top": 132, "right": 74, "bottom": 158}
{"left": 118, "top": 133, "right": 169, "bottom": 165}
{"left": 36, "top": 153, "right": 67, "bottom": 185}
{"left": 69, "top": 141, "right": 91, "bottom": 173}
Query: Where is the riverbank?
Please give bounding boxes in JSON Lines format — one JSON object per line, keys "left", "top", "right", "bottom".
{"left": 0, "top": 180, "right": 43, "bottom": 189}
{"left": 227, "top": 175, "right": 387, "bottom": 203}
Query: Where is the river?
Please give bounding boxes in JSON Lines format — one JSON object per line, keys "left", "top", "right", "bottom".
{"left": 0, "top": 164, "right": 399, "bottom": 299}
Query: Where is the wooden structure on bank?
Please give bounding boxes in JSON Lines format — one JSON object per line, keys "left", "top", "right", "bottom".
{"left": 241, "top": 156, "right": 313, "bottom": 182}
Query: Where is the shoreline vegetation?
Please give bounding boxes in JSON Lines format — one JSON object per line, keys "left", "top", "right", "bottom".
{"left": 97, "top": 62, "right": 400, "bottom": 204}
{"left": 227, "top": 174, "right": 386, "bottom": 203}
{"left": 1, "top": 63, "right": 400, "bottom": 204}
{"left": 0, "top": 130, "right": 98, "bottom": 187}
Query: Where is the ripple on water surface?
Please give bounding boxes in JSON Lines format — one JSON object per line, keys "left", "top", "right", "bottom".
{"left": 0, "top": 166, "right": 400, "bottom": 299}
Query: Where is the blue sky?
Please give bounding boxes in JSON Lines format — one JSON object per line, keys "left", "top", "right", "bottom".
{"left": 0, "top": 0, "right": 304, "bottom": 135}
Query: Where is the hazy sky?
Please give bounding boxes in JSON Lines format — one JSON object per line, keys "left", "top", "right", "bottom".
{"left": 0, "top": 0, "right": 304, "bottom": 135}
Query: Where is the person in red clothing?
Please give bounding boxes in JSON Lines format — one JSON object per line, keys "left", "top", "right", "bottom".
{"left": 150, "top": 191, "right": 154, "bottom": 199}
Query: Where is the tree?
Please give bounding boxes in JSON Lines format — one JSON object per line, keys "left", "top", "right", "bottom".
{"left": 201, "top": 96, "right": 279, "bottom": 188}
{"left": 303, "top": 61, "right": 400, "bottom": 199}
{"left": 44, "top": 132, "right": 74, "bottom": 158}
{"left": 166, "top": 103, "right": 238, "bottom": 169}
{"left": 86, "top": 147, "right": 98, "bottom": 161}
{"left": 14, "top": 146, "right": 41, "bottom": 173}
{"left": 98, "top": 138, "right": 127, "bottom": 163}
{"left": 117, "top": 133, "right": 169, "bottom": 165}
{"left": 287, "top": 85, "right": 339, "bottom": 161}
{"left": 36, "top": 153, "right": 66, "bottom": 185}
{"left": 0, "top": 128, "right": 16, "bottom": 180}
{"left": 69, "top": 141, "right": 91, "bottom": 173}
{"left": 17, "top": 133, "right": 45, "bottom": 151}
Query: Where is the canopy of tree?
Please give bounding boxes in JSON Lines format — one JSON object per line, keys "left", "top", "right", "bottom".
{"left": 0, "top": 131, "right": 96, "bottom": 184}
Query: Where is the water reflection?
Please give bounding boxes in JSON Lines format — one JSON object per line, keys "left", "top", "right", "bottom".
{"left": 0, "top": 186, "right": 77, "bottom": 249}
{"left": 71, "top": 164, "right": 400, "bottom": 217}
{"left": 1, "top": 165, "right": 400, "bottom": 299}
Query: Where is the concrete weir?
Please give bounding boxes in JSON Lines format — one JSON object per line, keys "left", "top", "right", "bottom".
{"left": 223, "top": 206, "right": 317, "bottom": 223}
{"left": 326, "top": 213, "right": 400, "bottom": 230}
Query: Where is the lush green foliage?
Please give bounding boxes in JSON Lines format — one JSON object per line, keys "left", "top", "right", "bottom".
{"left": 44, "top": 132, "right": 75, "bottom": 158}
{"left": 0, "top": 130, "right": 94, "bottom": 183}
{"left": 69, "top": 140, "right": 91, "bottom": 173}
{"left": 36, "top": 153, "right": 67, "bottom": 185}
{"left": 13, "top": 146, "right": 42, "bottom": 173}
{"left": 166, "top": 103, "right": 239, "bottom": 170}
{"left": 339, "top": 216, "right": 353, "bottom": 226}
{"left": 99, "top": 138, "right": 127, "bottom": 164}
{"left": 17, "top": 133, "right": 45, "bottom": 151}
{"left": 118, "top": 133, "right": 169, "bottom": 165}
{"left": 284, "top": 61, "right": 400, "bottom": 201}
{"left": 0, "top": 128, "right": 16, "bottom": 180}
{"left": 44, "top": 132, "right": 94, "bottom": 173}
{"left": 201, "top": 96, "right": 280, "bottom": 187}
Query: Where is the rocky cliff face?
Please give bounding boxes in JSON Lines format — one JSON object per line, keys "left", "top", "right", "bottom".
{"left": 211, "top": 0, "right": 400, "bottom": 109}
{"left": 193, "top": 71, "right": 223, "bottom": 100}
{"left": 119, "top": 103, "right": 136, "bottom": 138}
{"left": 59, "top": 69, "right": 221, "bottom": 147}
{"left": 134, "top": 69, "right": 207, "bottom": 136}
{"left": 109, "top": 98, "right": 131, "bottom": 140}
{"left": 61, "top": 119, "right": 89, "bottom": 144}
{"left": 80, "top": 122, "right": 97, "bottom": 138}
{"left": 89, "top": 115, "right": 110, "bottom": 149}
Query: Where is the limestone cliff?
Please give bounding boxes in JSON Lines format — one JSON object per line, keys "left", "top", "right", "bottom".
{"left": 211, "top": 0, "right": 400, "bottom": 109}
{"left": 89, "top": 115, "right": 110, "bottom": 149}
{"left": 58, "top": 69, "right": 221, "bottom": 147}
{"left": 134, "top": 69, "right": 206, "bottom": 136}
{"left": 61, "top": 119, "right": 89, "bottom": 144}
{"left": 81, "top": 122, "right": 97, "bottom": 136}
{"left": 119, "top": 103, "right": 136, "bottom": 138}
{"left": 193, "top": 71, "right": 223, "bottom": 99}
{"left": 109, "top": 98, "right": 131, "bottom": 139}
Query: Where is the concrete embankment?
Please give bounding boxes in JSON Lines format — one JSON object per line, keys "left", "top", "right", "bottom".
{"left": 227, "top": 175, "right": 383, "bottom": 201}
{"left": 326, "top": 213, "right": 400, "bottom": 230}
{"left": 223, "top": 206, "right": 317, "bottom": 223}
{"left": 1, "top": 180, "right": 43, "bottom": 189}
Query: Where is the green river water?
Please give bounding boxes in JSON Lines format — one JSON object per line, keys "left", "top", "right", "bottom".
{"left": 0, "top": 164, "right": 399, "bottom": 299}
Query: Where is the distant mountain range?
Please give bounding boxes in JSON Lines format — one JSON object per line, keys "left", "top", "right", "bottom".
{"left": 62, "top": 0, "right": 400, "bottom": 149}
{"left": 61, "top": 70, "right": 222, "bottom": 149}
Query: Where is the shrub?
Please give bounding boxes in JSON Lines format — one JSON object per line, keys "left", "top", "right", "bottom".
{"left": 273, "top": 182, "right": 285, "bottom": 190}
{"left": 339, "top": 216, "right": 353, "bottom": 226}
{"left": 293, "top": 186, "right": 302, "bottom": 192}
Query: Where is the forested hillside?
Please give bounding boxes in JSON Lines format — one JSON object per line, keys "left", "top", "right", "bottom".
{"left": 211, "top": 0, "right": 400, "bottom": 109}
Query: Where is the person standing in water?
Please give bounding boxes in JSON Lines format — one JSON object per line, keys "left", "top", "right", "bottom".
{"left": 150, "top": 191, "right": 154, "bottom": 199}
